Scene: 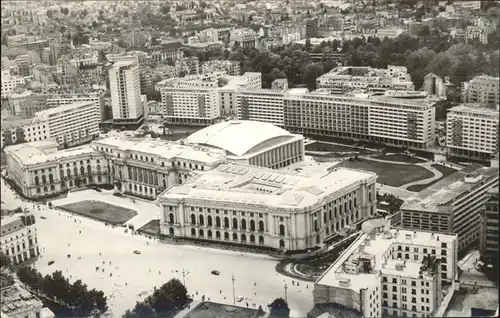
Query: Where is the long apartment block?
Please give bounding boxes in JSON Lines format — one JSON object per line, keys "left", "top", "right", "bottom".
{"left": 283, "top": 90, "right": 436, "bottom": 149}
{"left": 400, "top": 165, "right": 499, "bottom": 253}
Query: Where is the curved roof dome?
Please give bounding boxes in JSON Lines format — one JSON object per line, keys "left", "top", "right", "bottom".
{"left": 185, "top": 120, "right": 295, "bottom": 157}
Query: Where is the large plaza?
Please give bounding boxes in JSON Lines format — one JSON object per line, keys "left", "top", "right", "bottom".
{"left": 1, "top": 177, "right": 314, "bottom": 317}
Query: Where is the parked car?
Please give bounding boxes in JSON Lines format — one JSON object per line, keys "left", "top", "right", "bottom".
{"left": 40, "top": 216, "right": 47, "bottom": 219}
{"left": 133, "top": 250, "right": 141, "bottom": 255}
{"left": 48, "top": 261, "right": 55, "bottom": 266}
{"left": 236, "top": 296, "right": 244, "bottom": 302}
{"left": 211, "top": 270, "right": 220, "bottom": 275}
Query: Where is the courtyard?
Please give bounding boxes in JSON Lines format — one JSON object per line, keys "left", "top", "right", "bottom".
{"left": 58, "top": 200, "right": 138, "bottom": 225}
{"left": 1, "top": 179, "right": 313, "bottom": 317}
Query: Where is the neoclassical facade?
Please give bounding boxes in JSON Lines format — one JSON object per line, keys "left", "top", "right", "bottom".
{"left": 158, "top": 163, "right": 377, "bottom": 251}
{"left": 4, "top": 136, "right": 227, "bottom": 199}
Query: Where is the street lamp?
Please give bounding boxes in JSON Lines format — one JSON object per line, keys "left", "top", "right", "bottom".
{"left": 284, "top": 284, "right": 288, "bottom": 303}
{"left": 232, "top": 275, "right": 236, "bottom": 306}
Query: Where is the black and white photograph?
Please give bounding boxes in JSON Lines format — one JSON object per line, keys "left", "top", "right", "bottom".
{"left": 0, "top": 0, "right": 498, "bottom": 317}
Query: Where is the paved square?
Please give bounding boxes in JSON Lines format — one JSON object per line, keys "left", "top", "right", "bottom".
{"left": 58, "top": 200, "right": 138, "bottom": 225}
{"left": 0, "top": 179, "right": 313, "bottom": 317}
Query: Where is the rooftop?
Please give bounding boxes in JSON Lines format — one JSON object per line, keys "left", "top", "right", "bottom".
{"left": 448, "top": 104, "right": 499, "bottom": 117}
{"left": 110, "top": 60, "right": 138, "bottom": 69}
{"left": 94, "top": 136, "right": 226, "bottom": 164}
{"left": 185, "top": 120, "right": 302, "bottom": 158}
{"left": 160, "top": 162, "right": 376, "bottom": 209}
{"left": 315, "top": 227, "right": 456, "bottom": 291}
{"left": 185, "top": 302, "right": 261, "bottom": 318}
{"left": 5, "top": 142, "right": 97, "bottom": 166}
{"left": 401, "top": 165, "right": 499, "bottom": 213}
{"left": 34, "top": 101, "right": 96, "bottom": 118}
{"left": 1, "top": 284, "right": 43, "bottom": 315}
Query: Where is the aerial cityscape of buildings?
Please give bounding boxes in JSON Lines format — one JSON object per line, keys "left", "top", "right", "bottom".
{"left": 0, "top": 0, "right": 499, "bottom": 317}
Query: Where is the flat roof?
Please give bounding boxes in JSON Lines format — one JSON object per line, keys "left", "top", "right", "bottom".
{"left": 5, "top": 142, "right": 97, "bottom": 166}
{"left": 160, "top": 163, "right": 376, "bottom": 209}
{"left": 316, "top": 228, "right": 457, "bottom": 291}
{"left": 94, "top": 136, "right": 226, "bottom": 164}
{"left": 448, "top": 104, "right": 499, "bottom": 117}
{"left": 34, "top": 101, "right": 96, "bottom": 118}
{"left": 401, "top": 165, "right": 499, "bottom": 213}
{"left": 0, "top": 284, "right": 42, "bottom": 315}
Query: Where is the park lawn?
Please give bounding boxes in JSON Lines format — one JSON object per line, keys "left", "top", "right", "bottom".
{"left": 337, "top": 159, "right": 434, "bottom": 187}
{"left": 57, "top": 200, "right": 137, "bottom": 225}
{"left": 407, "top": 164, "right": 458, "bottom": 192}
{"left": 138, "top": 219, "right": 160, "bottom": 235}
{"left": 371, "top": 154, "right": 427, "bottom": 164}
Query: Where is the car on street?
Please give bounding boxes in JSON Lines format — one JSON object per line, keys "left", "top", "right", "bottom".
{"left": 40, "top": 216, "right": 47, "bottom": 219}
{"left": 211, "top": 270, "right": 220, "bottom": 275}
{"left": 133, "top": 250, "right": 141, "bottom": 255}
{"left": 48, "top": 261, "right": 54, "bottom": 266}
{"left": 236, "top": 296, "right": 244, "bottom": 302}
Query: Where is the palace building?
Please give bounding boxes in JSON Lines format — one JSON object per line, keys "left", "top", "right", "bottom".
{"left": 157, "top": 162, "right": 377, "bottom": 251}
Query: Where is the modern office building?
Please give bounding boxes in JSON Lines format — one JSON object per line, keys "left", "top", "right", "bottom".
{"left": 109, "top": 61, "right": 144, "bottom": 129}
{"left": 33, "top": 101, "right": 100, "bottom": 148}
{"left": 446, "top": 104, "right": 499, "bottom": 160}
{"left": 160, "top": 77, "right": 220, "bottom": 126}
{"left": 237, "top": 81, "right": 288, "bottom": 126}
{"left": 400, "top": 165, "right": 499, "bottom": 253}
{"left": 46, "top": 92, "right": 105, "bottom": 121}
{"left": 4, "top": 135, "right": 226, "bottom": 199}
{"left": 0, "top": 212, "right": 40, "bottom": 265}
{"left": 314, "top": 223, "right": 458, "bottom": 317}
{"left": 157, "top": 162, "right": 377, "bottom": 251}
{"left": 461, "top": 75, "right": 499, "bottom": 107}
{"left": 217, "top": 72, "right": 262, "bottom": 118}
{"left": 0, "top": 284, "right": 54, "bottom": 318}
{"left": 479, "top": 188, "right": 499, "bottom": 261}
{"left": 284, "top": 90, "right": 436, "bottom": 149}
{"left": 316, "top": 66, "right": 414, "bottom": 94}
{"left": 185, "top": 120, "right": 305, "bottom": 169}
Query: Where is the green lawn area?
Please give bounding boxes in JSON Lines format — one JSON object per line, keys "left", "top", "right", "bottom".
{"left": 58, "top": 200, "right": 137, "bottom": 225}
{"left": 138, "top": 219, "right": 160, "bottom": 235}
{"left": 371, "top": 154, "right": 427, "bottom": 164}
{"left": 407, "top": 164, "right": 458, "bottom": 192}
{"left": 337, "top": 159, "right": 434, "bottom": 187}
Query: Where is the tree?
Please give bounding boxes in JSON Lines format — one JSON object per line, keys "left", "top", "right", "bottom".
{"left": 46, "top": 9, "right": 53, "bottom": 19}
{"left": 60, "top": 7, "right": 69, "bottom": 15}
{"left": 269, "top": 298, "right": 290, "bottom": 317}
{"left": 302, "top": 63, "right": 324, "bottom": 91}
{"left": 0, "top": 252, "right": 12, "bottom": 270}
{"left": 160, "top": 5, "right": 171, "bottom": 14}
